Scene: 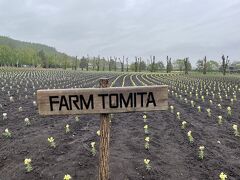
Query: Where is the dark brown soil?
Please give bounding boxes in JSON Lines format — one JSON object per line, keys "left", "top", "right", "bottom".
{"left": 0, "top": 69, "right": 240, "bottom": 180}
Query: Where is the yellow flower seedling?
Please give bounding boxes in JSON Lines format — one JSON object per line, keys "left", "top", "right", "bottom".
{"left": 206, "top": 108, "right": 211, "bottom": 117}
{"left": 24, "top": 118, "right": 31, "bottom": 126}
{"left": 218, "top": 104, "right": 222, "bottom": 109}
{"left": 176, "top": 112, "right": 180, "bottom": 120}
{"left": 170, "top": 105, "right": 174, "bottom": 113}
{"left": 219, "top": 172, "right": 227, "bottom": 180}
{"left": 63, "top": 174, "right": 72, "bottom": 180}
{"left": 143, "top": 114, "right": 147, "bottom": 122}
{"left": 197, "top": 106, "right": 201, "bottom": 112}
{"left": 187, "top": 131, "right": 194, "bottom": 143}
{"left": 65, "top": 124, "right": 70, "bottom": 133}
{"left": 48, "top": 137, "right": 56, "bottom": 148}
{"left": 96, "top": 130, "right": 100, "bottom": 136}
{"left": 2, "top": 128, "right": 11, "bottom": 138}
{"left": 24, "top": 158, "right": 33, "bottom": 172}
{"left": 218, "top": 116, "right": 223, "bottom": 125}
{"left": 143, "top": 159, "right": 151, "bottom": 171}
{"left": 198, "top": 146, "right": 205, "bottom": 160}
{"left": 181, "top": 121, "right": 187, "bottom": 129}
{"left": 144, "top": 125, "right": 149, "bottom": 134}
{"left": 227, "top": 107, "right": 231, "bottom": 117}
{"left": 2, "top": 113, "right": 7, "bottom": 120}
{"left": 91, "top": 142, "right": 96, "bottom": 156}
{"left": 145, "top": 137, "right": 150, "bottom": 150}
{"left": 232, "top": 124, "right": 239, "bottom": 137}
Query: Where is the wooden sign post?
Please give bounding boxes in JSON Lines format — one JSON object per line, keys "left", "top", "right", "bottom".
{"left": 99, "top": 78, "right": 110, "bottom": 180}
{"left": 37, "top": 79, "right": 168, "bottom": 180}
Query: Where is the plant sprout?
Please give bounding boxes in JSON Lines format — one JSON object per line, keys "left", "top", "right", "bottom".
{"left": 24, "top": 118, "right": 31, "bottom": 126}
{"left": 218, "top": 116, "right": 223, "bottom": 125}
{"left": 75, "top": 116, "right": 80, "bottom": 122}
{"left": 144, "top": 125, "right": 149, "bottom": 134}
{"left": 96, "top": 130, "right": 100, "bottom": 136}
{"left": 170, "top": 105, "right": 174, "bottom": 113}
{"left": 187, "top": 131, "right": 194, "bottom": 143}
{"left": 63, "top": 174, "right": 72, "bottom": 180}
{"left": 24, "top": 158, "right": 33, "bottom": 172}
{"left": 10, "top": 96, "right": 14, "bottom": 102}
{"left": 181, "top": 121, "right": 187, "bottom": 129}
{"left": 33, "top": 101, "right": 37, "bottom": 106}
{"left": 143, "top": 114, "right": 147, "bottom": 122}
{"left": 91, "top": 142, "right": 96, "bottom": 156}
{"left": 227, "top": 107, "right": 231, "bottom": 117}
{"left": 19, "top": 107, "right": 23, "bottom": 112}
{"left": 217, "top": 104, "right": 222, "bottom": 110}
{"left": 197, "top": 106, "right": 201, "bottom": 112}
{"left": 209, "top": 100, "right": 212, "bottom": 105}
{"left": 48, "top": 137, "right": 56, "bottom": 148}
{"left": 190, "top": 100, "right": 194, "bottom": 107}
{"left": 145, "top": 136, "right": 150, "bottom": 150}
{"left": 201, "top": 96, "right": 205, "bottom": 102}
{"left": 65, "top": 124, "right": 70, "bottom": 133}
{"left": 3, "top": 113, "right": 7, "bottom": 120}
{"left": 198, "top": 146, "right": 205, "bottom": 160}
{"left": 206, "top": 108, "right": 211, "bottom": 117}
{"left": 3, "top": 128, "right": 11, "bottom": 138}
{"left": 143, "top": 159, "right": 151, "bottom": 171}
{"left": 176, "top": 112, "right": 180, "bottom": 120}
{"left": 232, "top": 124, "right": 239, "bottom": 137}
{"left": 219, "top": 172, "right": 227, "bottom": 180}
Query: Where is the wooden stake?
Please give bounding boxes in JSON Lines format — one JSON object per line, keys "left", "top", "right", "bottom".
{"left": 98, "top": 78, "right": 110, "bottom": 180}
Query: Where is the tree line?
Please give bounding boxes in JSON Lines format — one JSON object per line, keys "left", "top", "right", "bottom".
{"left": 0, "top": 36, "right": 234, "bottom": 75}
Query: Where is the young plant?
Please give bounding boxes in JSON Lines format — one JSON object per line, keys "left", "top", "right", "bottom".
{"left": 24, "top": 158, "right": 33, "bottom": 172}
{"left": 143, "top": 159, "right": 151, "bottom": 171}
{"left": 219, "top": 172, "right": 227, "bottom": 180}
{"left": 181, "top": 121, "right": 187, "bottom": 129}
{"left": 75, "top": 116, "right": 80, "bottom": 122}
{"left": 227, "top": 107, "right": 231, "bottom": 117}
{"left": 170, "top": 105, "right": 174, "bottom": 113}
{"left": 198, "top": 146, "right": 205, "bottom": 160}
{"left": 2, "top": 113, "right": 7, "bottom": 120}
{"left": 144, "top": 125, "right": 149, "bottom": 134}
{"left": 143, "top": 114, "right": 147, "bottom": 122}
{"left": 201, "top": 95, "right": 205, "bottom": 102}
{"left": 144, "top": 136, "right": 150, "bottom": 150}
{"left": 176, "top": 112, "right": 180, "bottom": 120}
{"left": 217, "top": 104, "right": 222, "bottom": 110}
{"left": 187, "top": 131, "right": 194, "bottom": 143}
{"left": 96, "top": 130, "right": 100, "bottom": 136}
{"left": 33, "top": 101, "right": 37, "bottom": 106}
{"left": 65, "top": 124, "right": 70, "bottom": 133}
{"left": 90, "top": 142, "right": 96, "bottom": 156}
{"left": 3, "top": 128, "right": 11, "bottom": 138}
{"left": 232, "top": 124, "right": 239, "bottom": 137}
{"left": 190, "top": 100, "right": 194, "bottom": 107}
{"left": 206, "top": 108, "right": 211, "bottom": 117}
{"left": 19, "top": 107, "right": 23, "bottom": 112}
{"left": 24, "top": 118, "right": 31, "bottom": 126}
{"left": 197, "top": 106, "right": 201, "bottom": 112}
{"left": 48, "top": 137, "right": 56, "bottom": 148}
{"left": 63, "top": 174, "right": 72, "bottom": 180}
{"left": 218, "top": 116, "right": 223, "bottom": 125}
{"left": 209, "top": 100, "right": 213, "bottom": 105}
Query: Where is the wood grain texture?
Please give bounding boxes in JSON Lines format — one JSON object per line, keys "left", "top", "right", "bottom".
{"left": 37, "top": 85, "right": 168, "bottom": 115}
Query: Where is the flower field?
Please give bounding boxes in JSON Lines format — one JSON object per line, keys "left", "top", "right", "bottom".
{"left": 0, "top": 68, "right": 240, "bottom": 179}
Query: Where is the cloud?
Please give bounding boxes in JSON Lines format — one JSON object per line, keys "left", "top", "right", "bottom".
{"left": 0, "top": 0, "right": 239, "bottom": 65}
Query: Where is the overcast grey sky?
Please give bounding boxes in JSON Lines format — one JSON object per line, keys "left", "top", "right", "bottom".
{"left": 0, "top": 0, "right": 240, "bottom": 65}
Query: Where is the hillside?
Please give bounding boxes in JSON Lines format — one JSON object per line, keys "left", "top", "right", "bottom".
{"left": 0, "top": 36, "right": 74, "bottom": 68}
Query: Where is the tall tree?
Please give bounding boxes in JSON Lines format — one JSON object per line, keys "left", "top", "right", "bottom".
{"left": 222, "top": 55, "right": 229, "bottom": 76}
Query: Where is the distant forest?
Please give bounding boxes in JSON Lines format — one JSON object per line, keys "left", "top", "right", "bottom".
{"left": 0, "top": 36, "right": 74, "bottom": 68}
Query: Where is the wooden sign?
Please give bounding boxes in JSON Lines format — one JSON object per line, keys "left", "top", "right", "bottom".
{"left": 37, "top": 85, "right": 168, "bottom": 115}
